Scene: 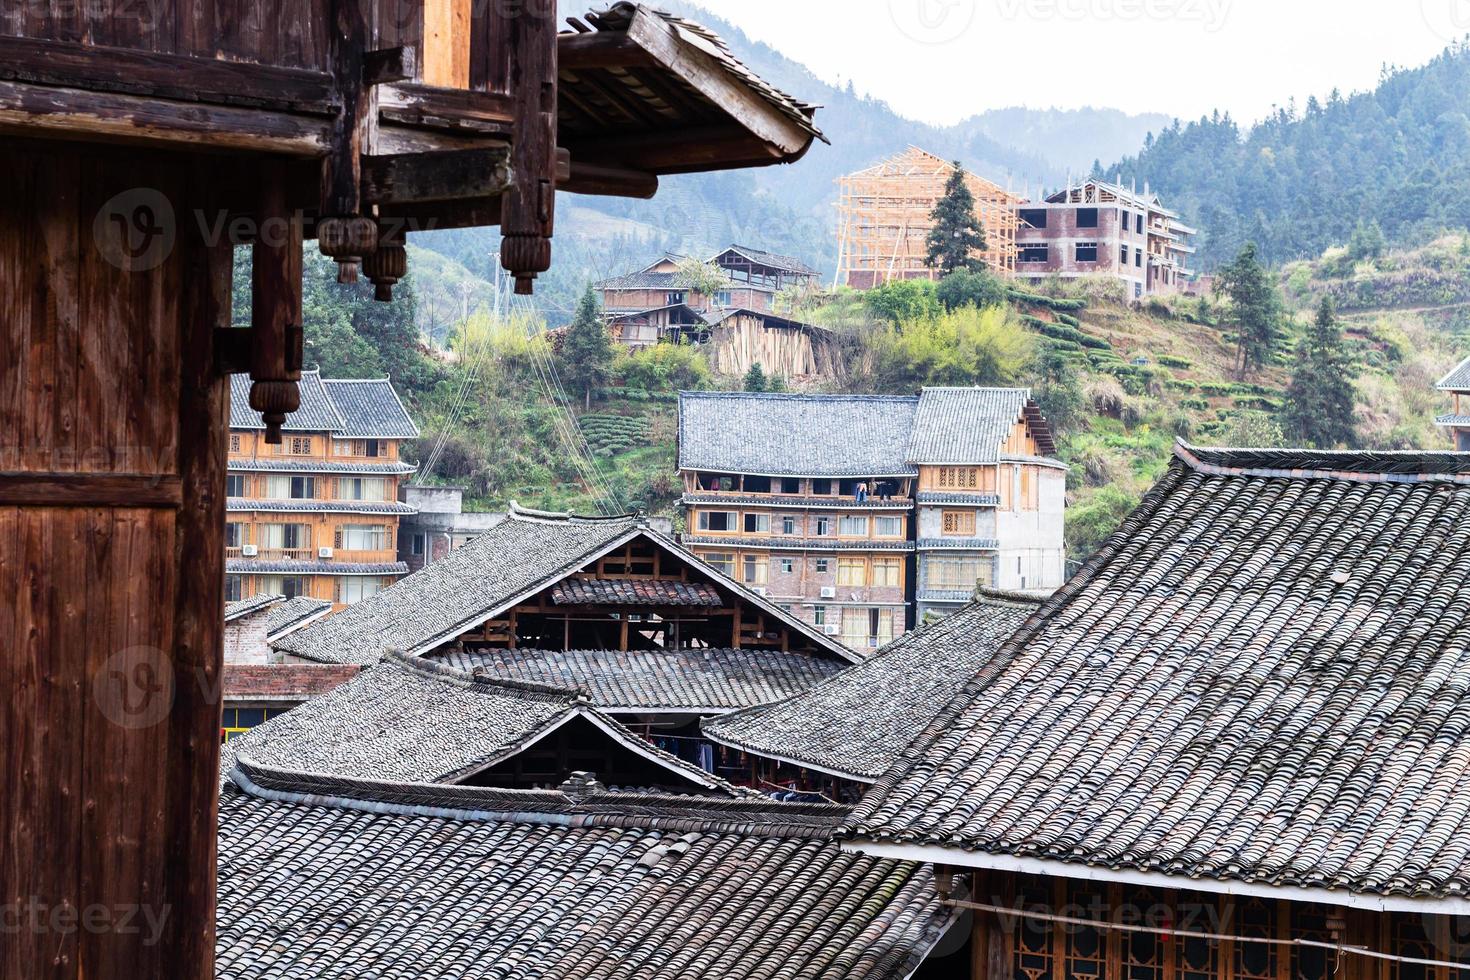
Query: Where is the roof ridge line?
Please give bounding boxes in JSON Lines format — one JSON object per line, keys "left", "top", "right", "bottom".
{"left": 1175, "top": 440, "right": 1470, "bottom": 483}
{"left": 382, "top": 649, "right": 586, "bottom": 700}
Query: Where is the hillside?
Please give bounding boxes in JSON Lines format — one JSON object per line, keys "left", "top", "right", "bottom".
{"left": 1111, "top": 43, "right": 1470, "bottom": 268}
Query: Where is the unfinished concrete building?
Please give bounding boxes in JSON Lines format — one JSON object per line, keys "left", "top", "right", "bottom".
{"left": 834, "top": 147, "right": 1022, "bottom": 289}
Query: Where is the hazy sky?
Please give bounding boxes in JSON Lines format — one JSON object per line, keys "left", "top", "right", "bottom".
{"left": 684, "top": 0, "right": 1465, "bottom": 126}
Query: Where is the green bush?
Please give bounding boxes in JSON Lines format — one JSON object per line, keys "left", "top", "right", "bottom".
{"left": 613, "top": 343, "right": 711, "bottom": 393}
{"left": 1007, "top": 289, "right": 1087, "bottom": 312}
{"left": 865, "top": 279, "right": 941, "bottom": 324}
{"left": 1157, "top": 354, "right": 1193, "bottom": 370}
{"left": 1180, "top": 397, "right": 1210, "bottom": 411}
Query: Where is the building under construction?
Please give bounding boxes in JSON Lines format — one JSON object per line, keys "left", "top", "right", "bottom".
{"left": 834, "top": 146, "right": 1022, "bottom": 288}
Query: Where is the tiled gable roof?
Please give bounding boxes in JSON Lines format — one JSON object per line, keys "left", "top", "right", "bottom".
{"left": 223, "top": 594, "right": 281, "bottom": 623}
{"left": 216, "top": 762, "right": 951, "bottom": 979}
{"left": 549, "top": 578, "right": 723, "bottom": 607}
{"left": 219, "top": 653, "right": 738, "bottom": 795}
{"left": 844, "top": 442, "right": 1470, "bottom": 905}
{"left": 229, "top": 372, "right": 418, "bottom": 438}
{"left": 678, "top": 391, "right": 921, "bottom": 477}
{"left": 274, "top": 511, "right": 851, "bottom": 665}
{"left": 906, "top": 387, "right": 1051, "bottom": 463}
{"left": 1438, "top": 353, "right": 1470, "bottom": 390}
{"left": 705, "top": 592, "right": 1041, "bottom": 781}
{"left": 262, "top": 596, "right": 332, "bottom": 639}
{"left": 714, "top": 244, "right": 819, "bottom": 276}
{"left": 322, "top": 378, "right": 420, "bottom": 438}
{"left": 274, "top": 513, "right": 644, "bottom": 664}
{"left": 433, "top": 647, "right": 847, "bottom": 712}
{"left": 229, "top": 370, "right": 343, "bottom": 433}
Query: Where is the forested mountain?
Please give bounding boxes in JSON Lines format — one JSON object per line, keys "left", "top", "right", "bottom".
{"left": 1111, "top": 44, "right": 1470, "bottom": 269}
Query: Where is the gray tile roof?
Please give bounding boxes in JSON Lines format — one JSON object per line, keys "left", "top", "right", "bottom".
{"left": 216, "top": 762, "right": 951, "bottom": 979}
{"left": 263, "top": 597, "right": 332, "bottom": 639}
{"left": 596, "top": 269, "right": 683, "bottom": 290}
{"left": 705, "top": 593, "right": 1040, "bottom": 782}
{"left": 219, "top": 652, "right": 738, "bottom": 795}
{"left": 844, "top": 442, "right": 1470, "bottom": 903}
{"left": 1438, "top": 354, "right": 1470, "bottom": 390}
{"left": 715, "top": 244, "right": 820, "bottom": 276}
{"left": 433, "top": 647, "right": 847, "bottom": 712}
{"left": 322, "top": 378, "right": 421, "bottom": 438}
{"left": 229, "top": 371, "right": 419, "bottom": 438}
{"left": 226, "top": 497, "right": 416, "bottom": 515}
{"left": 226, "top": 559, "right": 409, "bottom": 575}
{"left": 678, "top": 392, "right": 921, "bottom": 477}
{"left": 223, "top": 594, "right": 281, "bottom": 623}
{"left": 549, "top": 578, "right": 724, "bottom": 607}
{"left": 229, "top": 371, "right": 343, "bottom": 433}
{"left": 905, "top": 387, "right": 1036, "bottom": 465}
{"left": 275, "top": 511, "right": 851, "bottom": 665}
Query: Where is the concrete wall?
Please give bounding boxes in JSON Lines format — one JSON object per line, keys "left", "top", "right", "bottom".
{"left": 994, "top": 467, "right": 1067, "bottom": 593}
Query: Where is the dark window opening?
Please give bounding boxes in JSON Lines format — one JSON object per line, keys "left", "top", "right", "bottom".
{"left": 812, "top": 479, "right": 833, "bottom": 496}
{"left": 1137, "top": 213, "right": 1145, "bottom": 234}
{"left": 1019, "top": 208, "right": 1048, "bottom": 229}
{"left": 1019, "top": 245, "right": 1049, "bottom": 263}
{"left": 1076, "top": 207, "right": 1098, "bottom": 228}
{"left": 1075, "top": 242, "right": 1099, "bottom": 263}
{"left": 744, "top": 475, "right": 771, "bottom": 494}
{"left": 780, "top": 477, "right": 801, "bottom": 494}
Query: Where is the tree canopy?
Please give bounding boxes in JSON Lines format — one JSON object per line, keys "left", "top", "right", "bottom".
{"left": 1281, "top": 298, "right": 1357, "bottom": 448}
{"left": 1215, "top": 242, "right": 1287, "bottom": 378}
{"left": 924, "top": 162, "right": 987, "bottom": 276}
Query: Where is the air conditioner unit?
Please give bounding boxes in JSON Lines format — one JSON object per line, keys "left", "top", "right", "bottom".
{"left": 822, "top": 624, "right": 842, "bottom": 636}
{"left": 240, "top": 544, "right": 258, "bottom": 557}
{"left": 318, "top": 547, "right": 334, "bottom": 559}
{"left": 819, "top": 586, "right": 837, "bottom": 599}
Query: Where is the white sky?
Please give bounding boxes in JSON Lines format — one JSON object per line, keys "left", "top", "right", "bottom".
{"left": 684, "top": 0, "right": 1466, "bottom": 125}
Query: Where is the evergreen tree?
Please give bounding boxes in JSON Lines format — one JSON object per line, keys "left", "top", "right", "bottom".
{"left": 1281, "top": 298, "right": 1357, "bottom": 448}
{"left": 560, "top": 287, "right": 614, "bottom": 410}
{"left": 924, "top": 162, "right": 986, "bottom": 276}
{"left": 1215, "top": 242, "right": 1286, "bottom": 378}
{"left": 743, "top": 362, "right": 768, "bottom": 392}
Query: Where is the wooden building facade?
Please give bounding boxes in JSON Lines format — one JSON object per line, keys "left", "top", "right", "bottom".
{"left": 0, "top": 2, "right": 823, "bottom": 976}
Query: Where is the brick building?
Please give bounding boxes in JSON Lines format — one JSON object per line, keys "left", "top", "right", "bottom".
{"left": 677, "top": 388, "right": 1066, "bottom": 648}
{"left": 1015, "top": 178, "right": 1197, "bottom": 299}
{"left": 227, "top": 372, "right": 419, "bottom": 609}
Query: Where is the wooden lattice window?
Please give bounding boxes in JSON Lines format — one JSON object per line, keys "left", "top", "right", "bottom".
{"left": 942, "top": 511, "right": 976, "bottom": 536}
{"left": 1014, "top": 883, "right": 1055, "bottom": 980}
{"left": 229, "top": 433, "right": 241, "bottom": 453}
{"left": 1233, "top": 897, "right": 1279, "bottom": 980}
{"left": 937, "top": 466, "right": 980, "bottom": 489}
{"left": 1121, "top": 887, "right": 1165, "bottom": 980}
{"left": 1063, "top": 882, "right": 1107, "bottom": 980}
{"left": 289, "top": 436, "right": 312, "bottom": 456}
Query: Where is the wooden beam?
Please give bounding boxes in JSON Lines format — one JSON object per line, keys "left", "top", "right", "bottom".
{"left": 378, "top": 83, "right": 514, "bottom": 134}
{"left": 0, "top": 36, "right": 338, "bottom": 115}
{"left": 362, "top": 146, "right": 513, "bottom": 205}
{"left": 0, "top": 81, "right": 332, "bottom": 156}
{"left": 0, "top": 473, "right": 183, "bottom": 507}
{"left": 363, "top": 46, "right": 417, "bottom": 86}
{"left": 557, "top": 32, "right": 658, "bottom": 71}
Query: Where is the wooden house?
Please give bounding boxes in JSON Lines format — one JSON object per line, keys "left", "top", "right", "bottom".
{"left": 842, "top": 443, "right": 1470, "bottom": 979}
{"left": 0, "top": 2, "right": 823, "bottom": 974}
{"left": 1435, "top": 355, "right": 1470, "bottom": 450}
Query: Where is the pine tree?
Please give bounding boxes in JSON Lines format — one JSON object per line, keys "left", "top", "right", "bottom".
{"left": 924, "top": 162, "right": 986, "bottom": 277}
{"left": 1281, "top": 298, "right": 1357, "bottom": 448}
{"left": 1215, "top": 242, "right": 1286, "bottom": 378}
{"left": 560, "top": 287, "right": 614, "bottom": 410}
{"left": 743, "top": 362, "right": 768, "bottom": 392}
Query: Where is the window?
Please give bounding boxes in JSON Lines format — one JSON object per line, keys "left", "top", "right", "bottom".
{"left": 340, "top": 477, "right": 388, "bottom": 502}
{"left": 742, "top": 554, "right": 767, "bottom": 586}
{"left": 704, "top": 552, "right": 735, "bottom": 577}
{"left": 1018, "top": 208, "right": 1048, "bottom": 229}
{"left": 258, "top": 575, "right": 305, "bottom": 599}
{"left": 229, "top": 434, "right": 242, "bottom": 453}
{"left": 812, "top": 479, "right": 833, "bottom": 496}
{"left": 1075, "top": 242, "right": 1099, "bottom": 263}
{"left": 1137, "top": 213, "right": 1145, "bottom": 234}
{"left": 221, "top": 706, "right": 286, "bottom": 742}
{"left": 837, "top": 558, "right": 867, "bottom": 587}
{"left": 1136, "top": 249, "right": 1143, "bottom": 268}
{"left": 875, "top": 516, "right": 904, "bottom": 537}
{"left": 781, "top": 515, "right": 797, "bottom": 535}
{"left": 778, "top": 558, "right": 794, "bottom": 574}
{"left": 925, "top": 557, "right": 991, "bottom": 590}
{"left": 1018, "top": 244, "right": 1049, "bottom": 263}
{"left": 1119, "top": 209, "right": 1130, "bottom": 233}
{"left": 259, "top": 523, "right": 310, "bottom": 550}
{"left": 842, "top": 607, "right": 894, "bottom": 648}
{"left": 872, "top": 557, "right": 902, "bottom": 587}
{"left": 937, "top": 467, "right": 979, "bottom": 489}
{"left": 411, "top": 533, "right": 425, "bottom": 556}
{"left": 226, "top": 523, "right": 246, "bottom": 548}
{"left": 743, "top": 513, "right": 770, "bottom": 534}
{"left": 815, "top": 516, "right": 833, "bottom": 536}
{"left": 714, "top": 291, "right": 732, "bottom": 307}
{"left": 337, "top": 576, "right": 383, "bottom": 605}
{"left": 838, "top": 515, "right": 868, "bottom": 536}
{"left": 666, "top": 290, "right": 686, "bottom": 305}
{"left": 813, "top": 606, "right": 828, "bottom": 626}
{"left": 334, "top": 438, "right": 383, "bottom": 458}
{"left": 697, "top": 511, "right": 737, "bottom": 532}
{"left": 337, "top": 525, "right": 389, "bottom": 551}
{"left": 942, "top": 511, "right": 977, "bottom": 536}
{"left": 780, "top": 477, "right": 801, "bottom": 494}
{"left": 1134, "top": 282, "right": 1144, "bottom": 299}
{"left": 224, "top": 575, "right": 244, "bottom": 602}
{"left": 744, "top": 475, "right": 772, "bottom": 494}
{"left": 1120, "top": 245, "right": 1129, "bottom": 265}
{"left": 263, "top": 476, "right": 315, "bottom": 500}
{"left": 289, "top": 436, "right": 312, "bottom": 456}
{"left": 814, "top": 558, "right": 830, "bottom": 574}
{"left": 1076, "top": 207, "right": 1098, "bottom": 228}
{"left": 226, "top": 474, "right": 246, "bottom": 497}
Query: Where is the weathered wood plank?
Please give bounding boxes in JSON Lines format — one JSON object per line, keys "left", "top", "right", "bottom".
{"left": 377, "top": 82, "right": 514, "bottom": 133}
{"left": 0, "top": 36, "right": 340, "bottom": 113}
{"left": 361, "top": 146, "right": 512, "bottom": 204}
{"left": 0, "top": 474, "right": 184, "bottom": 507}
